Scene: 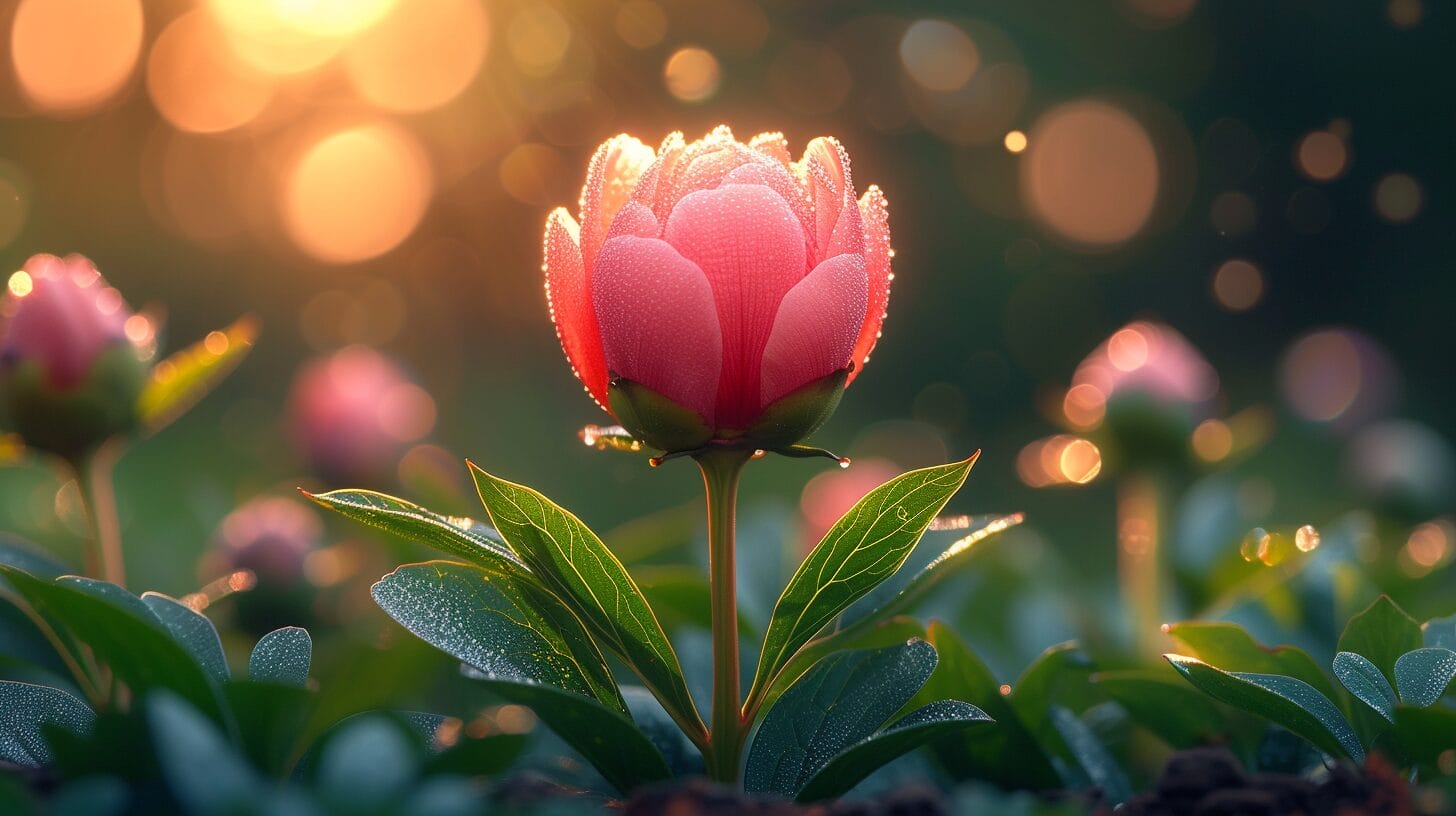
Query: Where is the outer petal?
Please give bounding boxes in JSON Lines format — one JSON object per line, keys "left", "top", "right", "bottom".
{"left": 794, "top": 137, "right": 858, "bottom": 262}
{"left": 759, "top": 253, "right": 868, "bottom": 407}
{"left": 544, "top": 208, "right": 608, "bottom": 409}
{"left": 578, "top": 135, "right": 656, "bottom": 273}
{"left": 592, "top": 236, "right": 722, "bottom": 423}
{"left": 847, "top": 186, "right": 893, "bottom": 383}
{"left": 631, "top": 131, "right": 686, "bottom": 223}
{"left": 604, "top": 200, "right": 660, "bottom": 241}
{"left": 664, "top": 183, "right": 807, "bottom": 427}
{"left": 748, "top": 132, "right": 793, "bottom": 168}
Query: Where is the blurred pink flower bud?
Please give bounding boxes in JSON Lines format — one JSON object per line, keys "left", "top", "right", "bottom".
{"left": 545, "top": 127, "right": 893, "bottom": 453}
{"left": 1066, "top": 321, "right": 1219, "bottom": 427}
{"left": 288, "top": 346, "right": 436, "bottom": 485}
{"left": 212, "top": 496, "right": 323, "bottom": 587}
{"left": 0, "top": 253, "right": 148, "bottom": 457}
{"left": 799, "top": 457, "right": 901, "bottom": 550}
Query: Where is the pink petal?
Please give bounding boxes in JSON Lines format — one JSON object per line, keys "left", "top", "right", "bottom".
{"left": 578, "top": 135, "right": 655, "bottom": 272}
{"left": 848, "top": 186, "right": 893, "bottom": 384}
{"left": 3, "top": 254, "right": 128, "bottom": 390}
{"left": 631, "top": 131, "right": 686, "bottom": 223}
{"left": 664, "top": 183, "right": 808, "bottom": 427}
{"left": 592, "top": 236, "right": 722, "bottom": 422}
{"left": 605, "top": 200, "right": 660, "bottom": 241}
{"left": 748, "top": 132, "right": 793, "bottom": 169}
{"left": 795, "top": 137, "right": 855, "bottom": 262}
{"left": 759, "top": 253, "right": 868, "bottom": 407}
{"left": 544, "top": 208, "right": 609, "bottom": 409}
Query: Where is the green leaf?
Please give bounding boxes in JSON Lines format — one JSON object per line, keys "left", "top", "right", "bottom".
{"left": 222, "top": 680, "right": 314, "bottom": 778}
{"left": 745, "top": 638, "right": 941, "bottom": 797}
{"left": 1422, "top": 614, "right": 1456, "bottom": 650}
{"left": 796, "top": 700, "right": 991, "bottom": 802}
{"left": 1007, "top": 643, "right": 1099, "bottom": 743}
{"left": 140, "top": 593, "right": 229, "bottom": 682}
{"left": 305, "top": 488, "right": 521, "bottom": 571}
{"left": 0, "top": 534, "right": 67, "bottom": 579}
{"left": 1337, "top": 596, "right": 1423, "bottom": 686}
{"left": 1166, "top": 621, "right": 1338, "bottom": 700}
{"left": 462, "top": 665, "right": 671, "bottom": 793}
{"left": 0, "top": 681, "right": 95, "bottom": 766}
{"left": 1393, "top": 648, "right": 1456, "bottom": 708}
{"left": 1092, "top": 670, "right": 1225, "bottom": 748}
{"left": 468, "top": 463, "right": 701, "bottom": 741}
{"left": 1049, "top": 706, "right": 1132, "bottom": 804}
{"left": 762, "top": 616, "right": 927, "bottom": 716}
{"left": 148, "top": 691, "right": 262, "bottom": 816}
{"left": 316, "top": 715, "right": 417, "bottom": 806}
{"left": 372, "top": 561, "right": 623, "bottom": 711}
{"left": 1167, "top": 654, "right": 1363, "bottom": 761}
{"left": 748, "top": 457, "right": 976, "bottom": 708}
{"left": 0, "top": 568, "right": 222, "bottom": 719}
{"left": 839, "top": 513, "right": 1024, "bottom": 630}
{"left": 248, "top": 627, "right": 311, "bottom": 687}
{"left": 910, "top": 621, "right": 1060, "bottom": 790}
{"left": 137, "top": 316, "right": 257, "bottom": 435}
{"left": 622, "top": 686, "right": 703, "bottom": 777}
{"left": 1392, "top": 705, "right": 1456, "bottom": 767}
{"left": 1332, "top": 652, "right": 1396, "bottom": 723}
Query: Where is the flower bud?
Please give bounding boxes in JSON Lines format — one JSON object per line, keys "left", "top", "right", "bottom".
{"left": 0, "top": 254, "right": 148, "bottom": 459}
{"left": 287, "top": 346, "right": 436, "bottom": 486}
{"left": 206, "top": 496, "right": 323, "bottom": 635}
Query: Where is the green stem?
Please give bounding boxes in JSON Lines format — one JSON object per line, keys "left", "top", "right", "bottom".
{"left": 72, "top": 441, "right": 126, "bottom": 587}
{"left": 695, "top": 447, "right": 752, "bottom": 785}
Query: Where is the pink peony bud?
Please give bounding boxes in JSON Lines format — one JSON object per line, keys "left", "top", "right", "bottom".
{"left": 0, "top": 253, "right": 148, "bottom": 457}
{"left": 287, "top": 346, "right": 436, "bottom": 486}
{"left": 212, "top": 496, "right": 323, "bottom": 587}
{"left": 545, "top": 127, "right": 893, "bottom": 453}
{"left": 1070, "top": 321, "right": 1218, "bottom": 414}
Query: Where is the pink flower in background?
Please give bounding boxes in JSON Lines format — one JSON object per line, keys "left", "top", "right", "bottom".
{"left": 0, "top": 253, "right": 132, "bottom": 390}
{"left": 545, "top": 126, "right": 892, "bottom": 448}
{"left": 211, "top": 496, "right": 323, "bottom": 587}
{"left": 288, "top": 346, "right": 435, "bottom": 485}
{"left": 1065, "top": 321, "right": 1219, "bottom": 428}
{"left": 799, "top": 457, "right": 901, "bottom": 549}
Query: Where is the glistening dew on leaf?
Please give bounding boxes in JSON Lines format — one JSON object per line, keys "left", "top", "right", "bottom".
{"left": 544, "top": 126, "right": 893, "bottom": 457}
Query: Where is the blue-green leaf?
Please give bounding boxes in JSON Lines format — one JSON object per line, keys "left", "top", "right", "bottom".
{"left": 1394, "top": 647, "right": 1456, "bottom": 708}
{"left": 1167, "top": 654, "right": 1363, "bottom": 761}
{"left": 745, "top": 638, "right": 940, "bottom": 797}
{"left": 372, "top": 561, "right": 623, "bottom": 711}
{"left": 0, "top": 534, "right": 67, "bottom": 579}
{"left": 248, "top": 627, "right": 311, "bottom": 687}
{"left": 1337, "top": 596, "right": 1422, "bottom": 686}
{"left": 0, "top": 681, "right": 95, "bottom": 766}
{"left": 1093, "top": 670, "right": 1225, "bottom": 748}
{"left": 1049, "top": 706, "right": 1132, "bottom": 805}
{"left": 468, "top": 463, "right": 701, "bottom": 742}
{"left": 148, "top": 692, "right": 261, "bottom": 816}
{"left": 1423, "top": 615, "right": 1456, "bottom": 650}
{"left": 316, "top": 715, "right": 416, "bottom": 806}
{"left": 1333, "top": 652, "right": 1396, "bottom": 723}
{"left": 1166, "top": 621, "right": 1338, "bottom": 700}
{"left": 306, "top": 488, "right": 521, "bottom": 570}
{"left": 141, "top": 593, "right": 229, "bottom": 682}
{"left": 796, "top": 699, "right": 991, "bottom": 802}
{"left": 748, "top": 457, "right": 976, "bottom": 710}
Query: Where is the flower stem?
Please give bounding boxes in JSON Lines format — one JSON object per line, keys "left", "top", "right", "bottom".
{"left": 72, "top": 440, "right": 126, "bottom": 587}
{"left": 1117, "top": 470, "right": 1162, "bottom": 657}
{"left": 695, "top": 447, "right": 752, "bottom": 785}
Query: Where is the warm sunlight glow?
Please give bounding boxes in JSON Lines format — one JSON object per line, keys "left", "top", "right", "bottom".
{"left": 284, "top": 124, "right": 434, "bottom": 264}
{"left": 148, "top": 11, "right": 276, "bottom": 133}
{"left": 899, "top": 20, "right": 979, "bottom": 92}
{"left": 11, "top": 0, "right": 144, "bottom": 114}
{"left": 1003, "top": 130, "right": 1028, "bottom": 153}
{"left": 664, "top": 47, "right": 722, "bottom": 102}
{"left": 344, "top": 0, "right": 488, "bottom": 113}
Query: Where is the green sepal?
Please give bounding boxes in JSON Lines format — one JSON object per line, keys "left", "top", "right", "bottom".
{"left": 606, "top": 376, "right": 713, "bottom": 454}
{"left": 745, "top": 366, "right": 848, "bottom": 450}
{"left": 0, "top": 344, "right": 148, "bottom": 460}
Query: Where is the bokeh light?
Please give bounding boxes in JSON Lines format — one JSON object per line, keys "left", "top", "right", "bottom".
{"left": 1280, "top": 328, "right": 1398, "bottom": 427}
{"left": 1294, "top": 130, "right": 1348, "bottom": 182}
{"left": 206, "top": 0, "right": 353, "bottom": 75}
{"left": 1018, "top": 435, "right": 1103, "bottom": 487}
{"left": 10, "top": 0, "right": 143, "bottom": 114}
{"left": 1211, "top": 258, "right": 1264, "bottom": 311}
{"left": 664, "top": 47, "right": 721, "bottom": 102}
{"left": 899, "top": 20, "right": 979, "bottom": 93}
{"left": 147, "top": 11, "right": 275, "bottom": 134}
{"left": 284, "top": 123, "right": 434, "bottom": 264}
{"left": 1403, "top": 520, "right": 1452, "bottom": 575}
{"left": 1191, "top": 418, "right": 1233, "bottom": 462}
{"left": 1209, "top": 190, "right": 1257, "bottom": 236}
{"left": 1003, "top": 130, "right": 1027, "bottom": 153}
{"left": 1022, "top": 100, "right": 1159, "bottom": 248}
{"left": 615, "top": 0, "right": 668, "bottom": 49}
{"left": 498, "top": 143, "right": 567, "bottom": 207}
{"left": 1373, "top": 173, "right": 1422, "bottom": 223}
{"left": 344, "top": 0, "right": 488, "bottom": 113}
{"left": 1071, "top": 321, "right": 1218, "bottom": 417}
{"left": 507, "top": 5, "right": 572, "bottom": 77}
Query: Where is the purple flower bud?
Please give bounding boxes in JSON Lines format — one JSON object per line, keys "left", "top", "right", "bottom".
{"left": 212, "top": 496, "right": 323, "bottom": 587}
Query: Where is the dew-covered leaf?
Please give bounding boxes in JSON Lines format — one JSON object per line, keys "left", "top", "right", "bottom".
{"left": 748, "top": 457, "right": 976, "bottom": 710}
{"left": 1165, "top": 621, "right": 1338, "bottom": 700}
{"left": 1393, "top": 647, "right": 1456, "bottom": 708}
{"left": 761, "top": 616, "right": 926, "bottom": 716}
{"left": 141, "top": 593, "right": 228, "bottom": 682}
{"left": 1093, "top": 670, "right": 1225, "bottom": 748}
{"left": 745, "top": 638, "right": 940, "bottom": 797}
{"left": 306, "top": 488, "right": 521, "bottom": 570}
{"left": 461, "top": 665, "right": 670, "bottom": 793}
{"left": 137, "top": 316, "right": 257, "bottom": 435}
{"left": 1167, "top": 654, "right": 1363, "bottom": 760}
{"left": 316, "top": 715, "right": 417, "bottom": 806}
{"left": 248, "top": 627, "right": 311, "bottom": 687}
{"left": 1049, "top": 706, "right": 1132, "bottom": 804}
{"left": 372, "top": 561, "right": 623, "bottom": 710}
{"left": 469, "top": 463, "right": 701, "bottom": 741}
{"left": 0, "top": 534, "right": 67, "bottom": 579}
{"left": 1422, "top": 614, "right": 1456, "bottom": 650}
{"left": 0, "top": 681, "right": 95, "bottom": 766}
{"left": 1337, "top": 596, "right": 1423, "bottom": 687}
{"left": 0, "top": 568, "right": 222, "bottom": 719}
{"left": 1332, "top": 652, "right": 1396, "bottom": 723}
{"left": 796, "top": 699, "right": 991, "bottom": 802}
{"left": 909, "top": 621, "right": 1060, "bottom": 790}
